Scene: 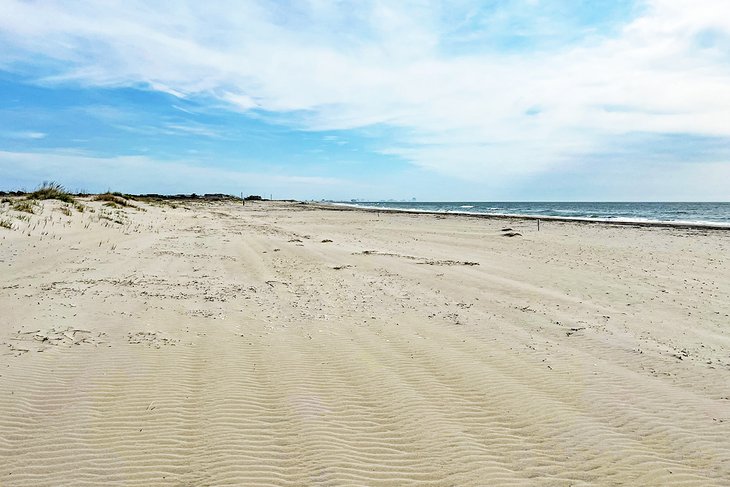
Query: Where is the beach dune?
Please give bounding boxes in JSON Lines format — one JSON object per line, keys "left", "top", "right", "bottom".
{"left": 0, "top": 198, "right": 728, "bottom": 486}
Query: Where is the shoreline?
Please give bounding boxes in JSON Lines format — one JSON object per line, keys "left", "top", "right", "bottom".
{"left": 316, "top": 201, "right": 730, "bottom": 231}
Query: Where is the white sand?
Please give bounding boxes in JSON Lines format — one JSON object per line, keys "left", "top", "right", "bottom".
{"left": 0, "top": 197, "right": 729, "bottom": 486}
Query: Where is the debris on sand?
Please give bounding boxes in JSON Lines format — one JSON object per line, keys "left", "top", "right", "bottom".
{"left": 355, "top": 250, "right": 478, "bottom": 266}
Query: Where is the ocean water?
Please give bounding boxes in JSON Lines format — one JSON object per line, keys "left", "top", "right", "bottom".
{"left": 336, "top": 202, "right": 730, "bottom": 227}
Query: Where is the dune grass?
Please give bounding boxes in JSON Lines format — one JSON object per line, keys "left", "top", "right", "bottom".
{"left": 12, "top": 200, "right": 36, "bottom": 214}
{"left": 94, "top": 193, "right": 134, "bottom": 207}
{"left": 27, "top": 181, "right": 75, "bottom": 203}
{"left": 0, "top": 218, "right": 12, "bottom": 229}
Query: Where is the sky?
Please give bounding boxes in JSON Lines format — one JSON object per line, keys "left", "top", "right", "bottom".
{"left": 1, "top": 0, "right": 729, "bottom": 201}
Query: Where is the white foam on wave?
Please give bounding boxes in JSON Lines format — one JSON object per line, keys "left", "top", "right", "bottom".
{"left": 328, "top": 202, "right": 730, "bottom": 228}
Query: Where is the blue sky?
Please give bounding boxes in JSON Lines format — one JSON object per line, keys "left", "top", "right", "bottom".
{"left": 1, "top": 0, "right": 729, "bottom": 200}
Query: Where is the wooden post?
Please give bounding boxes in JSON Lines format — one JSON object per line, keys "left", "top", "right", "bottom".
{"left": 537, "top": 219, "right": 540, "bottom": 231}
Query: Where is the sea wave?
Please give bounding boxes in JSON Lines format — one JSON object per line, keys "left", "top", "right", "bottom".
{"left": 329, "top": 202, "right": 730, "bottom": 228}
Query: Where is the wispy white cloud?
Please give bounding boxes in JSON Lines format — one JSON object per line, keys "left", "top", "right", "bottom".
{"left": 0, "top": 0, "right": 729, "bottom": 183}
{"left": 3, "top": 131, "right": 47, "bottom": 140}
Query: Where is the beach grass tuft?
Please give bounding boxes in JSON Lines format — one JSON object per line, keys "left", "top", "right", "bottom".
{"left": 27, "top": 181, "right": 75, "bottom": 203}
{"left": 0, "top": 218, "right": 12, "bottom": 229}
{"left": 12, "top": 200, "right": 36, "bottom": 214}
{"left": 94, "top": 193, "right": 135, "bottom": 207}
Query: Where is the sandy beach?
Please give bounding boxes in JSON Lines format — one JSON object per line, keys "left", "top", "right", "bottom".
{"left": 1, "top": 197, "right": 729, "bottom": 486}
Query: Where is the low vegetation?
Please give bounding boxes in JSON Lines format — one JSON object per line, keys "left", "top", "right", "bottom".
{"left": 0, "top": 218, "right": 12, "bottom": 229}
{"left": 94, "top": 192, "right": 135, "bottom": 207}
{"left": 27, "top": 181, "right": 75, "bottom": 203}
{"left": 99, "top": 213, "right": 125, "bottom": 225}
{"left": 12, "top": 200, "right": 36, "bottom": 214}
